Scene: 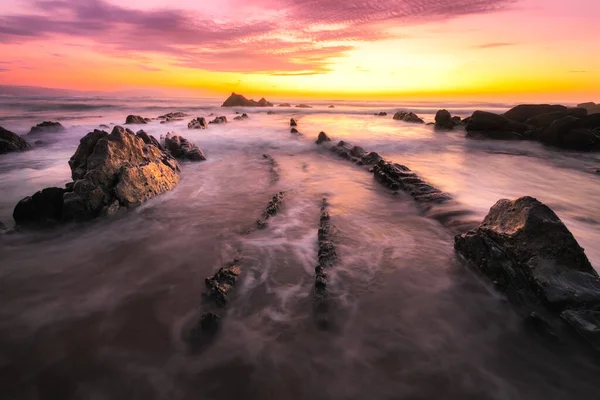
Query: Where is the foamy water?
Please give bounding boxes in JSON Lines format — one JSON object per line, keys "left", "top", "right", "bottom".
{"left": 0, "top": 96, "right": 599, "bottom": 399}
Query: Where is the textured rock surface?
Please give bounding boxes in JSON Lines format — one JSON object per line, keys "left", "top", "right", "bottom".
{"left": 393, "top": 111, "right": 424, "bottom": 124}
{"left": 222, "top": 92, "right": 273, "bottom": 107}
{"left": 188, "top": 117, "right": 207, "bottom": 129}
{"left": 255, "top": 192, "right": 285, "bottom": 230}
{"left": 27, "top": 121, "right": 65, "bottom": 135}
{"left": 0, "top": 126, "right": 30, "bottom": 154}
{"left": 209, "top": 116, "right": 227, "bottom": 124}
{"left": 316, "top": 131, "right": 331, "bottom": 144}
{"left": 125, "top": 115, "right": 148, "bottom": 125}
{"left": 163, "top": 133, "right": 206, "bottom": 161}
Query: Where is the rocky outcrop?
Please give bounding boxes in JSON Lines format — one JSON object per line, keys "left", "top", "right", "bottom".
{"left": 290, "top": 128, "right": 301, "bottom": 135}
{"left": 204, "top": 265, "right": 242, "bottom": 307}
{"left": 455, "top": 196, "right": 600, "bottom": 349}
{"left": 314, "top": 199, "right": 337, "bottom": 328}
{"left": 163, "top": 133, "right": 206, "bottom": 161}
{"left": 578, "top": 102, "right": 600, "bottom": 115}
{"left": 188, "top": 117, "right": 207, "bottom": 129}
{"left": 524, "top": 109, "right": 587, "bottom": 129}
{"left": 255, "top": 192, "right": 285, "bottom": 230}
{"left": 221, "top": 92, "right": 273, "bottom": 107}
{"left": 262, "top": 154, "right": 279, "bottom": 183}
{"left": 158, "top": 112, "right": 187, "bottom": 120}
{"left": 538, "top": 116, "right": 600, "bottom": 150}
{"left": 504, "top": 104, "right": 569, "bottom": 122}
{"left": 0, "top": 126, "right": 30, "bottom": 154}
{"left": 374, "top": 112, "right": 387, "bottom": 116}
{"left": 13, "top": 126, "right": 180, "bottom": 227}
{"left": 209, "top": 116, "right": 227, "bottom": 124}
{"left": 435, "top": 109, "right": 458, "bottom": 130}
{"left": 27, "top": 121, "right": 65, "bottom": 135}
{"left": 328, "top": 105, "right": 335, "bottom": 109}
{"left": 296, "top": 104, "right": 312, "bottom": 108}
{"left": 316, "top": 131, "right": 331, "bottom": 144}
{"left": 465, "top": 111, "right": 527, "bottom": 140}
{"left": 125, "top": 115, "right": 148, "bottom": 125}
{"left": 136, "top": 130, "right": 164, "bottom": 151}
{"left": 278, "top": 103, "right": 291, "bottom": 107}
{"left": 290, "top": 118, "right": 298, "bottom": 127}
{"left": 233, "top": 113, "right": 248, "bottom": 121}
{"left": 393, "top": 111, "right": 424, "bottom": 124}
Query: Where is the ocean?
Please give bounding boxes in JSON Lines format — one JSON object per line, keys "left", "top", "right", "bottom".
{"left": 1, "top": 95, "right": 599, "bottom": 399}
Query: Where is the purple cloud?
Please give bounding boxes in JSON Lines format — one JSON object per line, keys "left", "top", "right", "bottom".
{"left": 0, "top": 0, "right": 518, "bottom": 74}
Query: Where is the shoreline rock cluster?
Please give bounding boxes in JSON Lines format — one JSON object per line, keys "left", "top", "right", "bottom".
{"left": 314, "top": 199, "right": 337, "bottom": 329}
{"left": 255, "top": 192, "right": 285, "bottom": 230}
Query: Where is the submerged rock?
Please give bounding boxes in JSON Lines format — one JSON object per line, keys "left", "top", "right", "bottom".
{"left": 374, "top": 112, "right": 388, "bottom": 116}
{"left": 221, "top": 92, "right": 273, "bottom": 107}
{"left": 188, "top": 117, "right": 207, "bottom": 129}
{"left": 125, "top": 115, "right": 148, "bottom": 125}
{"left": 435, "top": 109, "right": 455, "bottom": 130}
{"left": 163, "top": 133, "right": 206, "bottom": 161}
{"left": 278, "top": 103, "right": 291, "bottom": 107}
{"left": 393, "top": 111, "right": 424, "bottom": 124}
{"left": 233, "top": 113, "right": 249, "bottom": 121}
{"left": 455, "top": 196, "right": 600, "bottom": 348}
{"left": 290, "top": 118, "right": 298, "bottom": 127}
{"left": 28, "top": 121, "right": 65, "bottom": 135}
{"left": 0, "top": 126, "right": 30, "bottom": 154}
{"left": 316, "top": 131, "right": 331, "bottom": 144}
{"left": 14, "top": 126, "right": 180, "bottom": 226}
{"left": 209, "top": 116, "right": 227, "bottom": 124}
{"left": 314, "top": 199, "right": 337, "bottom": 328}
{"left": 504, "top": 104, "right": 569, "bottom": 122}
{"left": 296, "top": 104, "right": 312, "bottom": 108}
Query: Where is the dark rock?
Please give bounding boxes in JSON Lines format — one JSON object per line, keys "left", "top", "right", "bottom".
{"left": 328, "top": 105, "right": 335, "bottom": 109}
{"left": 574, "top": 114, "right": 600, "bottom": 130}
{"left": 0, "top": 126, "right": 30, "bottom": 154}
{"left": 316, "top": 131, "right": 331, "bottom": 144}
{"left": 466, "top": 130, "right": 524, "bottom": 140}
{"left": 314, "top": 199, "right": 337, "bottom": 328}
{"left": 163, "top": 133, "right": 206, "bottom": 161}
{"left": 561, "top": 310, "right": 600, "bottom": 347}
{"left": 435, "top": 109, "right": 454, "bottom": 129}
{"left": 538, "top": 116, "right": 579, "bottom": 147}
{"left": 188, "top": 117, "right": 208, "bottom": 129}
{"left": 291, "top": 128, "right": 300, "bottom": 134}
{"left": 204, "top": 265, "right": 242, "bottom": 307}
{"left": 525, "top": 111, "right": 581, "bottom": 129}
{"left": 221, "top": 92, "right": 273, "bottom": 107}
{"left": 125, "top": 115, "right": 147, "bottom": 125}
{"left": 99, "top": 124, "right": 110, "bottom": 129}
{"left": 504, "top": 104, "right": 568, "bottom": 123}
{"left": 28, "top": 121, "right": 65, "bottom": 135}
{"left": 190, "top": 312, "right": 221, "bottom": 339}
{"left": 278, "top": 103, "right": 291, "bottom": 107}
{"left": 350, "top": 146, "right": 366, "bottom": 158}
{"left": 296, "top": 104, "right": 312, "bottom": 108}
{"left": 393, "top": 111, "right": 424, "bottom": 124}
{"left": 262, "top": 192, "right": 285, "bottom": 219}
{"left": 290, "top": 118, "right": 297, "bottom": 127}
{"left": 262, "top": 154, "right": 279, "bottom": 183}
{"left": 13, "top": 187, "right": 66, "bottom": 227}
{"left": 209, "top": 116, "right": 227, "bottom": 124}
{"left": 451, "top": 116, "right": 462, "bottom": 125}
{"left": 135, "top": 130, "right": 164, "bottom": 151}
{"left": 374, "top": 112, "right": 388, "bottom": 116}
{"left": 466, "top": 111, "right": 528, "bottom": 134}
{"left": 232, "top": 113, "right": 249, "bottom": 121}
{"left": 158, "top": 112, "right": 187, "bottom": 120}
{"left": 267, "top": 111, "right": 275, "bottom": 115}
{"left": 577, "top": 102, "right": 600, "bottom": 115}
{"left": 361, "top": 152, "right": 383, "bottom": 165}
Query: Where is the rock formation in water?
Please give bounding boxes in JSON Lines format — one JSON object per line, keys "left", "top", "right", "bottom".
{"left": 262, "top": 154, "right": 280, "bottom": 183}
{"left": 256, "top": 192, "right": 285, "bottom": 230}
{"left": 204, "top": 264, "right": 242, "bottom": 307}
{"left": 290, "top": 118, "right": 298, "bottom": 127}
{"left": 291, "top": 127, "right": 301, "bottom": 135}
{"left": 296, "top": 104, "right": 312, "bottom": 108}
{"left": 504, "top": 104, "right": 572, "bottom": 122}
{"left": 314, "top": 199, "right": 337, "bottom": 328}
{"left": 158, "top": 112, "right": 187, "bottom": 121}
{"left": 209, "top": 116, "right": 227, "bottom": 124}
{"left": 435, "top": 109, "right": 461, "bottom": 130}
{"left": 328, "top": 105, "right": 335, "bottom": 109}
{"left": 316, "top": 131, "right": 331, "bottom": 144}
{"left": 221, "top": 93, "right": 273, "bottom": 107}
{"left": 374, "top": 112, "right": 388, "bottom": 116}
{"left": 125, "top": 115, "right": 149, "bottom": 125}
{"left": 278, "top": 103, "right": 291, "bottom": 107}
{"left": 0, "top": 126, "right": 30, "bottom": 154}
{"left": 188, "top": 117, "right": 207, "bottom": 129}
{"left": 163, "top": 133, "right": 206, "bottom": 161}
{"left": 136, "top": 130, "right": 164, "bottom": 151}
{"left": 393, "top": 111, "right": 424, "bottom": 124}
{"left": 233, "top": 113, "right": 249, "bottom": 121}
{"left": 27, "top": 121, "right": 65, "bottom": 135}
{"left": 455, "top": 196, "right": 600, "bottom": 349}
{"left": 13, "top": 126, "right": 180, "bottom": 227}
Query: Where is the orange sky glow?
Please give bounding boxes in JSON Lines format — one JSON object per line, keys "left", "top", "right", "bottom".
{"left": 0, "top": 0, "right": 598, "bottom": 101}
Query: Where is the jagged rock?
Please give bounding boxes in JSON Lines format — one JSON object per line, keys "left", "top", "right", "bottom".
{"left": 290, "top": 118, "right": 297, "bottom": 127}
{"left": 221, "top": 92, "right": 273, "bottom": 107}
{"left": 455, "top": 196, "right": 600, "bottom": 347}
{"left": 135, "top": 130, "right": 164, "bottom": 151}
{"left": 435, "top": 109, "right": 455, "bottom": 130}
{"left": 578, "top": 102, "right": 600, "bottom": 115}
{"left": 13, "top": 187, "right": 67, "bottom": 227}
{"left": 296, "top": 104, "right": 312, "bottom": 108}
{"left": 316, "top": 131, "right": 331, "bottom": 144}
{"left": 504, "top": 104, "right": 568, "bottom": 122}
{"left": 158, "top": 112, "right": 187, "bottom": 120}
{"left": 188, "top": 117, "right": 207, "bottom": 129}
{"left": 278, "top": 103, "right": 291, "bottom": 107}
{"left": 209, "top": 116, "right": 227, "bottom": 124}
{"left": 393, "top": 111, "right": 424, "bottom": 124}
{"left": 0, "top": 126, "right": 30, "bottom": 154}
{"left": 291, "top": 128, "right": 300, "bottom": 134}
{"left": 204, "top": 265, "right": 242, "bottom": 307}
{"left": 233, "top": 113, "right": 249, "bottom": 121}
{"left": 27, "top": 121, "right": 65, "bottom": 135}
{"left": 163, "top": 133, "right": 206, "bottom": 161}
{"left": 374, "top": 112, "right": 387, "bottom": 116}
{"left": 125, "top": 115, "right": 147, "bottom": 125}
{"left": 361, "top": 152, "right": 383, "bottom": 165}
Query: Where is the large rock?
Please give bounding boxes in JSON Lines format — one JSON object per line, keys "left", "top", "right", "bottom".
{"left": 316, "top": 131, "right": 331, "bottom": 144}
{"left": 125, "top": 115, "right": 148, "bottom": 125}
{"left": 504, "top": 104, "right": 568, "bottom": 122}
{"left": 209, "top": 116, "right": 227, "bottom": 124}
{"left": 539, "top": 116, "right": 600, "bottom": 150}
{"left": 435, "top": 109, "right": 454, "bottom": 129}
{"left": 14, "top": 126, "right": 180, "bottom": 226}
{"left": 574, "top": 114, "right": 600, "bottom": 130}
{"left": 221, "top": 93, "right": 273, "bottom": 107}
{"left": 290, "top": 118, "right": 297, "bottom": 127}
{"left": 525, "top": 109, "right": 587, "bottom": 129}
{"left": 0, "top": 126, "right": 30, "bottom": 154}
{"left": 577, "top": 102, "right": 600, "bottom": 115}
{"left": 296, "top": 104, "right": 312, "bottom": 108}
{"left": 188, "top": 117, "right": 207, "bottom": 129}
{"left": 27, "top": 121, "right": 65, "bottom": 135}
{"left": 455, "top": 196, "right": 600, "bottom": 346}
{"left": 163, "top": 133, "right": 206, "bottom": 161}
{"left": 393, "top": 111, "right": 424, "bottom": 124}
{"left": 466, "top": 111, "right": 528, "bottom": 133}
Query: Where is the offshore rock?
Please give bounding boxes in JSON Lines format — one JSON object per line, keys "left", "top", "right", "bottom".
{"left": 27, "top": 121, "right": 65, "bottom": 135}
{"left": 0, "top": 126, "right": 30, "bottom": 154}
{"left": 164, "top": 133, "right": 206, "bottom": 161}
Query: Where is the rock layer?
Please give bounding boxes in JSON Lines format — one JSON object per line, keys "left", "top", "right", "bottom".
{"left": 314, "top": 199, "right": 337, "bottom": 328}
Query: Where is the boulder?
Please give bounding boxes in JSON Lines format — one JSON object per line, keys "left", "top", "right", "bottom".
{"left": 28, "top": 121, "right": 65, "bottom": 135}
{"left": 525, "top": 110, "right": 585, "bottom": 129}
{"left": 290, "top": 128, "right": 300, "bottom": 134}
{"left": 561, "top": 129, "right": 600, "bottom": 151}
{"left": 221, "top": 92, "right": 273, "bottom": 107}
{"left": 135, "top": 130, "right": 164, "bottom": 151}
{"left": 232, "top": 113, "right": 249, "bottom": 121}
{"left": 350, "top": 146, "right": 366, "bottom": 158}
{"left": 504, "top": 104, "right": 568, "bottom": 122}
{"left": 393, "top": 111, "right": 424, "bottom": 124}
{"left": 451, "top": 116, "right": 462, "bottom": 125}
{"left": 537, "top": 116, "right": 596, "bottom": 149}
{"left": 278, "top": 103, "right": 291, "bottom": 107}
{"left": 328, "top": 105, "right": 335, "bottom": 109}
{"left": 158, "top": 112, "right": 187, "bottom": 120}
{"left": 209, "top": 116, "right": 227, "bottom": 124}
{"left": 188, "top": 117, "right": 207, "bottom": 129}
{"left": 14, "top": 126, "right": 180, "bottom": 226}
{"left": 290, "top": 118, "right": 298, "bottom": 127}
{"left": 374, "top": 112, "right": 388, "bottom": 116}
{"left": 125, "top": 115, "right": 147, "bottom": 125}
{"left": 577, "top": 102, "right": 600, "bottom": 115}
{"left": 361, "top": 152, "right": 383, "bottom": 165}
{"left": 163, "top": 133, "right": 206, "bottom": 161}
{"left": 316, "top": 131, "right": 331, "bottom": 144}
{"left": 465, "top": 111, "right": 528, "bottom": 140}
{"left": 0, "top": 126, "right": 30, "bottom": 154}
{"left": 435, "top": 109, "right": 454, "bottom": 129}
{"left": 296, "top": 104, "right": 312, "bottom": 108}
{"left": 455, "top": 196, "right": 600, "bottom": 345}
{"left": 574, "top": 114, "right": 600, "bottom": 130}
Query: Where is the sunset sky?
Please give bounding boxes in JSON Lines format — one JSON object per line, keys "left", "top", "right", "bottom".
{"left": 0, "top": 0, "right": 598, "bottom": 101}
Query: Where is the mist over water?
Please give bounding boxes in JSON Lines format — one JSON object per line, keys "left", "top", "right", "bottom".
{"left": 1, "top": 96, "right": 599, "bottom": 399}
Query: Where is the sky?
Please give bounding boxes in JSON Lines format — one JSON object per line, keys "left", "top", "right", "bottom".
{"left": 0, "top": 0, "right": 598, "bottom": 101}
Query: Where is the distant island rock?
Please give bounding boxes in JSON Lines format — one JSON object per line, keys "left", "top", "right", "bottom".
{"left": 28, "top": 121, "right": 65, "bottom": 135}
{"left": 278, "top": 103, "right": 291, "bottom": 107}
{"left": 1, "top": 126, "right": 30, "bottom": 154}
{"left": 221, "top": 93, "right": 273, "bottom": 107}
{"left": 296, "top": 104, "right": 312, "bottom": 108}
